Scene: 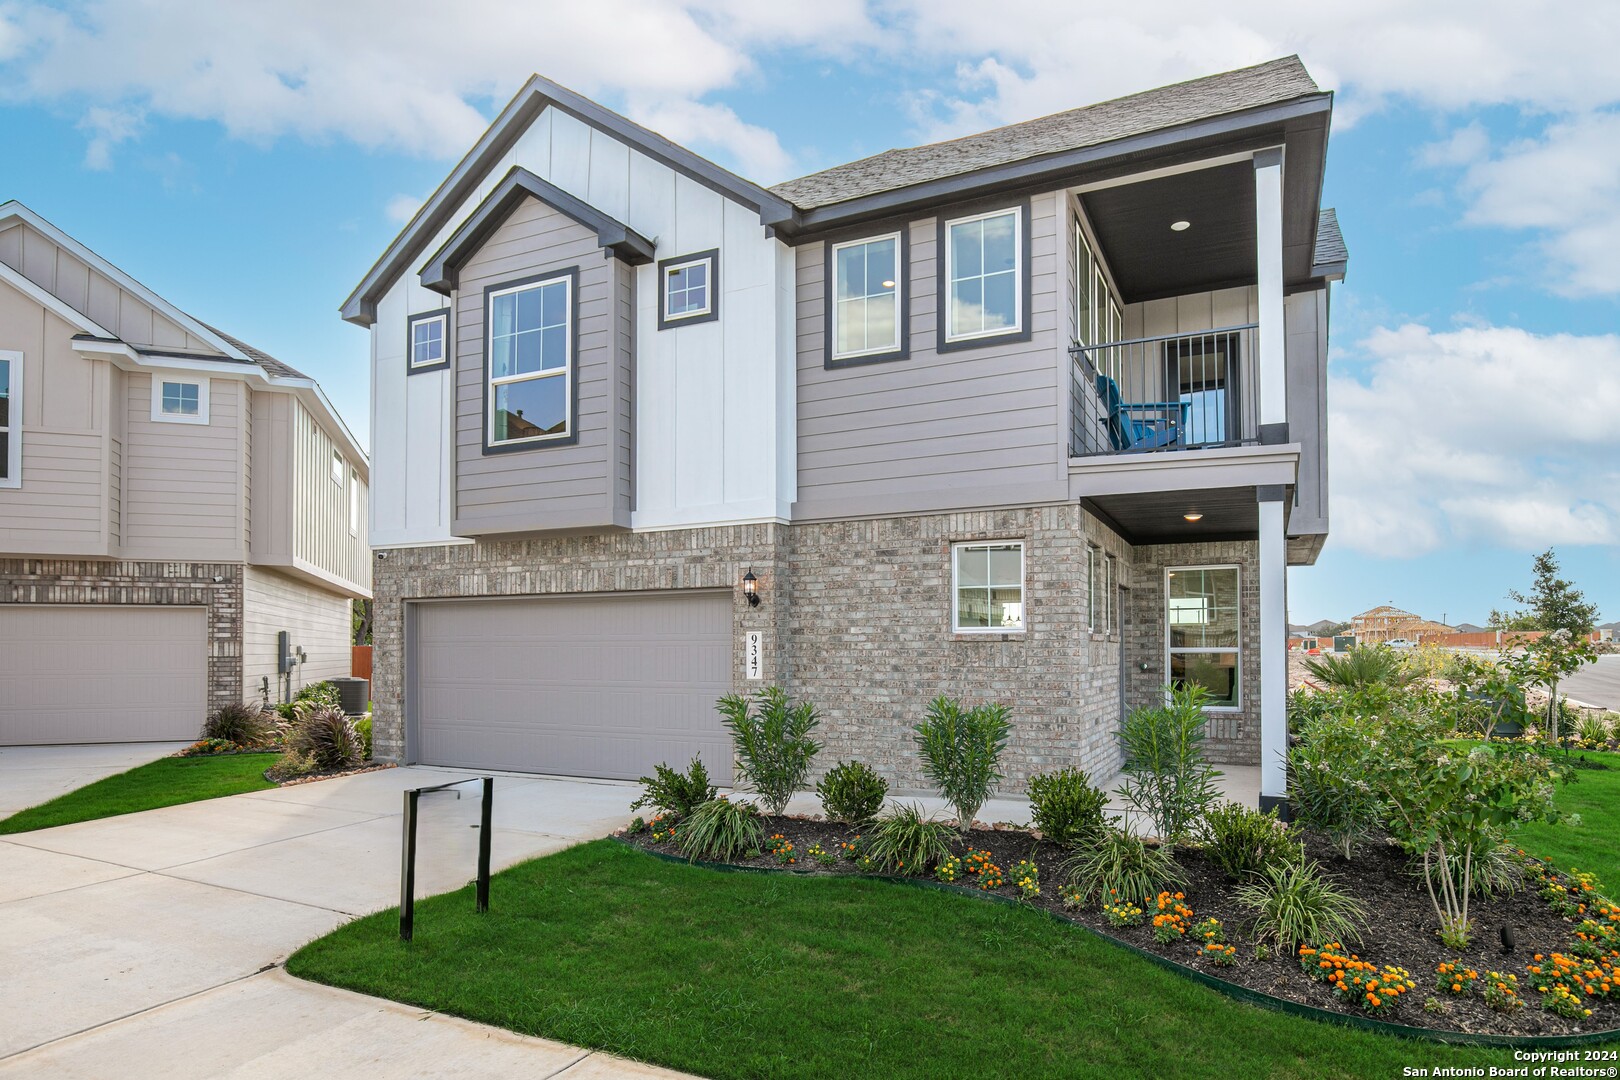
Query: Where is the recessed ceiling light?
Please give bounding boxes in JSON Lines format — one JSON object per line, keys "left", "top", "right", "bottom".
{"left": 1183, "top": 511, "right": 1204, "bottom": 522}
{"left": 881, "top": 279, "right": 896, "bottom": 289}
{"left": 1171, "top": 220, "right": 1191, "bottom": 232}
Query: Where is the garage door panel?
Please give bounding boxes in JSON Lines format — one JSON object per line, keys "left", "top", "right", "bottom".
{"left": 0, "top": 606, "right": 207, "bottom": 745}
{"left": 414, "top": 592, "right": 733, "bottom": 782}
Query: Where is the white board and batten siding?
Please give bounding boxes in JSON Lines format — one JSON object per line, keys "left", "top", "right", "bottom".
{"left": 242, "top": 566, "right": 354, "bottom": 702}
{"left": 370, "top": 104, "right": 795, "bottom": 546}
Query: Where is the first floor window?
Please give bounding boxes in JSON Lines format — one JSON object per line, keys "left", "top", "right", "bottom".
{"left": 0, "top": 352, "right": 15, "bottom": 485}
{"left": 1166, "top": 565, "right": 1241, "bottom": 708}
{"left": 1086, "top": 545, "right": 1097, "bottom": 630}
{"left": 832, "top": 232, "right": 901, "bottom": 359}
{"left": 953, "top": 541, "right": 1025, "bottom": 632}
{"left": 408, "top": 310, "right": 449, "bottom": 370}
{"left": 1103, "top": 554, "right": 1116, "bottom": 634}
{"left": 945, "top": 207, "right": 1021, "bottom": 342}
{"left": 658, "top": 250, "right": 718, "bottom": 328}
{"left": 152, "top": 376, "right": 208, "bottom": 424}
{"left": 488, "top": 273, "right": 571, "bottom": 445}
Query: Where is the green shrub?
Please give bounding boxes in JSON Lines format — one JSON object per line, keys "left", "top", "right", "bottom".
{"left": 354, "top": 714, "right": 373, "bottom": 760}
{"left": 287, "top": 703, "right": 363, "bottom": 772}
{"left": 1577, "top": 712, "right": 1614, "bottom": 747}
{"left": 1235, "top": 857, "right": 1367, "bottom": 949}
{"left": 1414, "top": 837, "right": 1526, "bottom": 900}
{"left": 270, "top": 748, "right": 316, "bottom": 781}
{"left": 864, "top": 803, "right": 955, "bottom": 876}
{"left": 295, "top": 680, "right": 343, "bottom": 709}
{"left": 675, "top": 798, "right": 763, "bottom": 862}
{"left": 1302, "top": 647, "right": 1417, "bottom": 689}
{"left": 914, "top": 696, "right": 1012, "bottom": 833}
{"left": 1026, "top": 767, "right": 1110, "bottom": 849}
{"left": 202, "top": 702, "right": 276, "bottom": 747}
{"left": 1060, "top": 827, "right": 1183, "bottom": 905}
{"left": 716, "top": 687, "right": 821, "bottom": 815}
{"left": 1117, "top": 685, "right": 1222, "bottom": 844}
{"left": 179, "top": 737, "right": 238, "bottom": 757}
{"left": 1288, "top": 715, "right": 1386, "bottom": 860}
{"left": 631, "top": 758, "right": 718, "bottom": 819}
{"left": 1200, "top": 801, "right": 1300, "bottom": 880}
{"left": 815, "top": 760, "right": 888, "bottom": 825}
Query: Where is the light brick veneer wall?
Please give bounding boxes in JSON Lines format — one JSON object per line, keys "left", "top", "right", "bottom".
{"left": 1124, "top": 540, "right": 1262, "bottom": 765}
{"left": 370, "top": 506, "right": 1138, "bottom": 793}
{"left": 0, "top": 558, "right": 244, "bottom": 713}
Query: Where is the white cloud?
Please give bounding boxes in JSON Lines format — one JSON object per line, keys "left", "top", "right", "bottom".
{"left": 1329, "top": 323, "right": 1620, "bottom": 557}
{"left": 626, "top": 97, "right": 791, "bottom": 181}
{"left": 75, "top": 104, "right": 143, "bottom": 169}
{"left": 384, "top": 193, "right": 423, "bottom": 225}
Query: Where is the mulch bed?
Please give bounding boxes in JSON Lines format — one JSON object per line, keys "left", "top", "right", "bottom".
{"left": 266, "top": 762, "right": 396, "bottom": 786}
{"left": 622, "top": 814, "right": 1619, "bottom": 1039}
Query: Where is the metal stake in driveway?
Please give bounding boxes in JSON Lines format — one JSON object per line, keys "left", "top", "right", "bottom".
{"left": 400, "top": 776, "right": 495, "bottom": 942}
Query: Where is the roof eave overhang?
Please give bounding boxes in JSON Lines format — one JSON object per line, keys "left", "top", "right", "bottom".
{"left": 776, "top": 94, "right": 1334, "bottom": 241}
{"left": 419, "top": 167, "right": 655, "bottom": 296}
{"left": 342, "top": 75, "right": 798, "bottom": 327}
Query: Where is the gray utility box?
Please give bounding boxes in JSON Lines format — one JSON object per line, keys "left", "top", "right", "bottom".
{"left": 330, "top": 677, "right": 370, "bottom": 716}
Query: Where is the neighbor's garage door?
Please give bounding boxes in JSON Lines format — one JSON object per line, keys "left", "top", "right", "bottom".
{"left": 413, "top": 592, "right": 733, "bottom": 783}
{"left": 0, "top": 605, "right": 207, "bottom": 745}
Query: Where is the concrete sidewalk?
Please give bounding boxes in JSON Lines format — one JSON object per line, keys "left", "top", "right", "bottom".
{"left": 0, "top": 764, "right": 694, "bottom": 1078}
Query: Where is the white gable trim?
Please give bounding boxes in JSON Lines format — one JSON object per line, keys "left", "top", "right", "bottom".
{"left": 0, "top": 201, "right": 249, "bottom": 362}
{"left": 0, "top": 258, "right": 113, "bottom": 338}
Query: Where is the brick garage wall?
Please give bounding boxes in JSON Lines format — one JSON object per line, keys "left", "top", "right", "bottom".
{"left": 370, "top": 508, "right": 1133, "bottom": 794}
{"left": 786, "top": 505, "right": 1132, "bottom": 793}
{"left": 368, "top": 526, "right": 787, "bottom": 765}
{"left": 0, "top": 558, "right": 244, "bottom": 714}
{"left": 1124, "top": 540, "right": 1261, "bottom": 765}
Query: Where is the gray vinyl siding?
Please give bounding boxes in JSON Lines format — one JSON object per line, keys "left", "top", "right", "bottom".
{"left": 243, "top": 565, "right": 353, "bottom": 701}
{"left": 121, "top": 373, "right": 243, "bottom": 560}
{"left": 452, "top": 194, "right": 634, "bottom": 535}
{"left": 793, "top": 195, "right": 1068, "bottom": 520}
{"left": 1284, "top": 289, "right": 1329, "bottom": 537}
{"left": 290, "top": 399, "right": 371, "bottom": 591}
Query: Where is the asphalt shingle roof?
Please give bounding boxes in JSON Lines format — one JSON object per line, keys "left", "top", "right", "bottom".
{"left": 1314, "top": 208, "right": 1348, "bottom": 268}
{"left": 200, "top": 323, "right": 310, "bottom": 380}
{"left": 771, "top": 56, "right": 1322, "bottom": 211}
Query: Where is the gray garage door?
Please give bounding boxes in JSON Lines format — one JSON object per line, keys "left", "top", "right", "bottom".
{"left": 0, "top": 605, "right": 207, "bottom": 745}
{"left": 412, "top": 591, "right": 734, "bottom": 782}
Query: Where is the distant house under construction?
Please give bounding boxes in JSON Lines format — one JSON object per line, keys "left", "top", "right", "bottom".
{"left": 1350, "top": 605, "right": 1456, "bottom": 645}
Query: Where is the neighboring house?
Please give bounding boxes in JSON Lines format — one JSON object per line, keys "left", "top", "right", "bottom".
{"left": 347, "top": 56, "right": 1344, "bottom": 810}
{"left": 1350, "top": 605, "right": 1455, "bottom": 646}
{"left": 0, "top": 202, "right": 371, "bottom": 745}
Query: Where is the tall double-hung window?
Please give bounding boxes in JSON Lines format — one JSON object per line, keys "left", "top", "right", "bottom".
{"left": 1166, "top": 566, "right": 1242, "bottom": 708}
{"left": 831, "top": 233, "right": 902, "bottom": 361}
{"left": 487, "top": 272, "right": 573, "bottom": 447}
{"left": 0, "top": 352, "right": 16, "bottom": 487}
{"left": 944, "top": 207, "right": 1022, "bottom": 343}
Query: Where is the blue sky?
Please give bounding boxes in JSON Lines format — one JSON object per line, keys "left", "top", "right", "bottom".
{"left": 2, "top": 2, "right": 1616, "bottom": 626}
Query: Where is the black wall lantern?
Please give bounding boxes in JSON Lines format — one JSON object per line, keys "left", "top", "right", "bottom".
{"left": 742, "top": 569, "right": 760, "bottom": 607}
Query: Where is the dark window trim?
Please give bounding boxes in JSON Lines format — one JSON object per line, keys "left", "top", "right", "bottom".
{"left": 656, "top": 248, "right": 720, "bottom": 331}
{"left": 405, "top": 308, "right": 451, "bottom": 375}
{"left": 480, "top": 267, "right": 580, "bottom": 456}
{"left": 935, "top": 197, "right": 1033, "bottom": 354}
{"left": 823, "top": 227, "right": 910, "bottom": 370}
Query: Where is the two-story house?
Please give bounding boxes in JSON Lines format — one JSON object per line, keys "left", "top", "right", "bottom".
{"left": 346, "top": 56, "right": 1344, "bottom": 811}
{"left": 0, "top": 202, "right": 371, "bottom": 745}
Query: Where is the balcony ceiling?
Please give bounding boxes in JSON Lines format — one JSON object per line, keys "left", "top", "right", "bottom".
{"left": 1082, "top": 484, "right": 1268, "bottom": 545}
{"left": 1081, "top": 162, "right": 1258, "bottom": 305}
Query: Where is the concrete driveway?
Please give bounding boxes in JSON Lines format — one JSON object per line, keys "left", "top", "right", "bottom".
{"left": 0, "top": 742, "right": 190, "bottom": 818}
{"left": 0, "top": 763, "right": 692, "bottom": 1079}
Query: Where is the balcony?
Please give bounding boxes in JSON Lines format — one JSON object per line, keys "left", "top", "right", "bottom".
{"left": 1070, "top": 325, "right": 1259, "bottom": 458}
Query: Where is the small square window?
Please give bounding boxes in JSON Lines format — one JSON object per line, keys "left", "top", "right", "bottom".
{"left": 407, "top": 310, "right": 450, "bottom": 372}
{"left": 953, "top": 541, "right": 1025, "bottom": 633}
{"left": 657, "top": 250, "right": 719, "bottom": 329}
{"left": 150, "top": 376, "right": 208, "bottom": 424}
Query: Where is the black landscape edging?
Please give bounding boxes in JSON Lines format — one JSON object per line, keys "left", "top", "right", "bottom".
{"left": 612, "top": 837, "right": 1620, "bottom": 1051}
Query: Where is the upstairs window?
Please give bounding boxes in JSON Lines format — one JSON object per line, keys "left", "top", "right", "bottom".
{"left": 831, "top": 232, "right": 902, "bottom": 363}
{"left": 1075, "top": 222, "right": 1094, "bottom": 347}
{"left": 944, "top": 206, "right": 1023, "bottom": 345}
{"left": 0, "top": 351, "right": 17, "bottom": 488}
{"left": 332, "top": 449, "right": 344, "bottom": 485}
{"left": 349, "top": 468, "right": 360, "bottom": 535}
{"left": 487, "top": 271, "right": 573, "bottom": 448}
{"left": 408, "top": 309, "right": 450, "bottom": 373}
{"left": 952, "top": 541, "right": 1025, "bottom": 633}
{"left": 152, "top": 377, "right": 209, "bottom": 425}
{"left": 658, "top": 249, "right": 719, "bottom": 329}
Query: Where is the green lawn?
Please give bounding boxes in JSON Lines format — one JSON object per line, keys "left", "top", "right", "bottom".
{"left": 0, "top": 753, "right": 278, "bottom": 834}
{"left": 1518, "top": 749, "right": 1620, "bottom": 887}
{"left": 288, "top": 840, "right": 1576, "bottom": 1080}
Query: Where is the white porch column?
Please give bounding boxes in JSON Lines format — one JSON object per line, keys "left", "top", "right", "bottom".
{"left": 1254, "top": 148, "right": 1287, "bottom": 440}
{"left": 1258, "top": 486, "right": 1289, "bottom": 810}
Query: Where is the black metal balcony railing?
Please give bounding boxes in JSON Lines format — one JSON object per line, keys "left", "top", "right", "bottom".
{"left": 1069, "top": 325, "right": 1260, "bottom": 458}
